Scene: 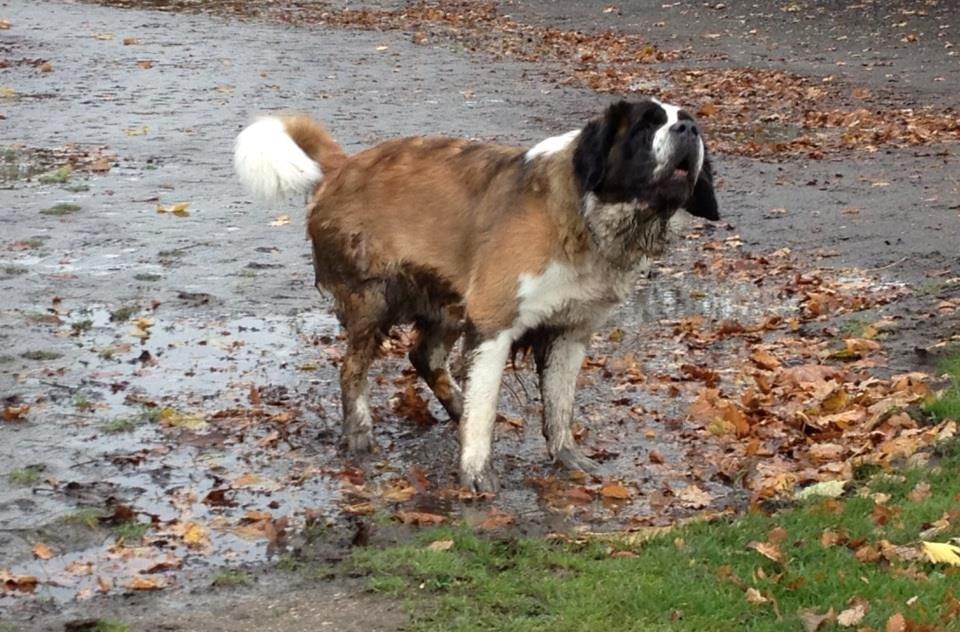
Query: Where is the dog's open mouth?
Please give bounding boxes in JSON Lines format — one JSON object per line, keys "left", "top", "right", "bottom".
{"left": 671, "top": 156, "right": 693, "bottom": 181}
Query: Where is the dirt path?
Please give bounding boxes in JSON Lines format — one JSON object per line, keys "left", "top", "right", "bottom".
{"left": 1, "top": 1, "right": 958, "bottom": 629}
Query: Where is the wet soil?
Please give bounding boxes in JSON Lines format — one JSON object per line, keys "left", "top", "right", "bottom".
{"left": 1, "top": 0, "right": 958, "bottom": 629}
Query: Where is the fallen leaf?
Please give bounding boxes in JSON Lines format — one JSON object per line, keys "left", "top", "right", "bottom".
{"left": 600, "top": 482, "right": 631, "bottom": 500}
{"left": 124, "top": 126, "right": 149, "bottom": 136}
{"left": 97, "top": 575, "right": 111, "bottom": 592}
{"left": 37, "top": 62, "right": 52, "bottom": 73}
{"left": 477, "top": 508, "right": 514, "bottom": 530}
{"left": 394, "top": 511, "right": 446, "bottom": 526}
{"left": 3, "top": 404, "right": 29, "bottom": 421}
{"left": 677, "top": 484, "right": 713, "bottom": 508}
{"left": 798, "top": 608, "right": 835, "bottom": 632}
{"left": 837, "top": 599, "right": 868, "bottom": 627}
{"left": 94, "top": 32, "right": 113, "bottom": 40}
{"left": 137, "top": 60, "right": 154, "bottom": 69}
{"left": 123, "top": 37, "right": 139, "bottom": 45}
{"left": 0, "top": 20, "right": 10, "bottom": 29}
{"left": 921, "top": 541, "right": 960, "bottom": 566}
{"left": 794, "top": 480, "right": 845, "bottom": 501}
{"left": 31, "top": 543, "right": 54, "bottom": 560}
{"left": 748, "top": 540, "right": 784, "bottom": 564}
{"left": 270, "top": 214, "right": 290, "bottom": 227}
{"left": 885, "top": 613, "right": 906, "bottom": 632}
{"left": 182, "top": 522, "right": 209, "bottom": 548}
{"left": 750, "top": 349, "right": 781, "bottom": 370}
{"left": 745, "top": 587, "right": 768, "bottom": 605}
{"left": 426, "top": 539, "right": 454, "bottom": 551}
{"left": 129, "top": 576, "right": 165, "bottom": 590}
{"left": 156, "top": 202, "right": 190, "bottom": 216}
{"left": 906, "top": 481, "right": 931, "bottom": 502}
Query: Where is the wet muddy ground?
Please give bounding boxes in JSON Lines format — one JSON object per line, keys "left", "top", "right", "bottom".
{"left": 1, "top": 1, "right": 959, "bottom": 629}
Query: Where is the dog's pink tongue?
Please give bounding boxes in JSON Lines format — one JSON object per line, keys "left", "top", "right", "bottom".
{"left": 673, "top": 167, "right": 689, "bottom": 179}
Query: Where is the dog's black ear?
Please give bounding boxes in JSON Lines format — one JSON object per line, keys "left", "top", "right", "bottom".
{"left": 685, "top": 154, "right": 719, "bottom": 221}
{"left": 574, "top": 101, "right": 630, "bottom": 194}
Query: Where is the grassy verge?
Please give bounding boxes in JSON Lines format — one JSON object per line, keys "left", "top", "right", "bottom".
{"left": 346, "top": 357, "right": 960, "bottom": 631}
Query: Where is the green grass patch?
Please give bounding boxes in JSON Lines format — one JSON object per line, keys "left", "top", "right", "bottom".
{"left": 63, "top": 182, "right": 90, "bottom": 192}
{"left": 109, "top": 304, "right": 138, "bottom": 322}
{"left": 1, "top": 265, "right": 28, "bottom": 278}
{"left": 0, "top": 355, "right": 14, "bottom": 364}
{"left": 74, "top": 396, "right": 95, "bottom": 412}
{"left": 39, "top": 202, "right": 81, "bottom": 216}
{"left": 133, "top": 273, "right": 162, "bottom": 282}
{"left": 36, "top": 165, "right": 73, "bottom": 184}
{"left": 8, "top": 465, "right": 43, "bottom": 486}
{"left": 212, "top": 569, "right": 251, "bottom": 588}
{"left": 84, "top": 621, "right": 130, "bottom": 632}
{"left": 923, "top": 351, "right": 960, "bottom": 422}
{"left": 63, "top": 507, "right": 102, "bottom": 530}
{"left": 158, "top": 248, "right": 187, "bottom": 259}
{"left": 71, "top": 318, "right": 93, "bottom": 335}
{"left": 348, "top": 441, "right": 960, "bottom": 631}
{"left": 20, "top": 349, "right": 62, "bottom": 361}
{"left": 113, "top": 520, "right": 149, "bottom": 542}
{"left": 102, "top": 416, "right": 138, "bottom": 433}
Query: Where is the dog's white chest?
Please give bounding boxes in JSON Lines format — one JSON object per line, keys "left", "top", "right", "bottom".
{"left": 513, "top": 261, "right": 632, "bottom": 333}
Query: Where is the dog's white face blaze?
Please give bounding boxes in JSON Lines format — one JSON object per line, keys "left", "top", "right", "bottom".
{"left": 650, "top": 98, "right": 705, "bottom": 180}
{"left": 525, "top": 129, "right": 581, "bottom": 162}
{"left": 460, "top": 331, "right": 512, "bottom": 478}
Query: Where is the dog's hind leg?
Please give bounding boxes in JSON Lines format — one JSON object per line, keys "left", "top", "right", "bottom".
{"left": 409, "top": 316, "right": 464, "bottom": 421}
{"left": 534, "top": 331, "right": 598, "bottom": 473}
{"left": 335, "top": 285, "right": 387, "bottom": 453}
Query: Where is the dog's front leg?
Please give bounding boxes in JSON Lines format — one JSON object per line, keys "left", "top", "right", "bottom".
{"left": 535, "top": 331, "right": 598, "bottom": 473}
{"left": 459, "top": 330, "right": 512, "bottom": 492}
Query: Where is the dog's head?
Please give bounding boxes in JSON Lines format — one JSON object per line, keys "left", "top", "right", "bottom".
{"left": 573, "top": 99, "right": 719, "bottom": 221}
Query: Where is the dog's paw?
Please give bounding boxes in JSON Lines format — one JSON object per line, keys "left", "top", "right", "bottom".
{"left": 552, "top": 446, "right": 599, "bottom": 474}
{"left": 459, "top": 462, "right": 499, "bottom": 494}
{"left": 342, "top": 429, "right": 377, "bottom": 454}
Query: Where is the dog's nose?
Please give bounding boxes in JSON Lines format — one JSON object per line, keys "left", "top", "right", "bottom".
{"left": 670, "top": 120, "right": 699, "bottom": 137}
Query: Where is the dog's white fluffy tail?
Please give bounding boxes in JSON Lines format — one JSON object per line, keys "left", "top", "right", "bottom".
{"left": 235, "top": 114, "right": 348, "bottom": 202}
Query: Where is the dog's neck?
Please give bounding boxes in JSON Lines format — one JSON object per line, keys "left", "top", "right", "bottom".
{"left": 580, "top": 193, "right": 674, "bottom": 271}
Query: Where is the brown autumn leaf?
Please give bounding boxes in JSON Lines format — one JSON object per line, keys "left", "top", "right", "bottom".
{"left": 137, "top": 60, "right": 154, "bottom": 69}
{"left": 697, "top": 102, "right": 717, "bottom": 117}
{"left": 3, "top": 404, "right": 30, "bottom": 421}
{"left": 748, "top": 540, "right": 784, "bottom": 564}
{"left": 750, "top": 349, "right": 781, "bottom": 370}
{"left": 837, "top": 598, "right": 868, "bottom": 627}
{"left": 182, "top": 522, "right": 209, "bottom": 548}
{"left": 1, "top": 572, "right": 38, "bottom": 592}
{"left": 0, "top": 19, "right": 10, "bottom": 29}
{"left": 798, "top": 608, "right": 835, "bottom": 632}
{"left": 37, "top": 62, "right": 52, "bottom": 73}
{"left": 426, "top": 539, "right": 454, "bottom": 552}
{"left": 394, "top": 511, "right": 446, "bottom": 526}
{"left": 611, "top": 550, "right": 637, "bottom": 558}
{"left": 745, "top": 587, "right": 768, "bottom": 605}
{"left": 820, "top": 529, "right": 844, "bottom": 548}
{"left": 129, "top": 575, "right": 165, "bottom": 590}
{"left": 123, "top": 37, "right": 139, "bottom": 45}
{"left": 477, "top": 508, "right": 514, "bottom": 530}
{"left": 885, "top": 613, "right": 906, "bottom": 632}
{"left": 854, "top": 543, "right": 881, "bottom": 563}
{"left": 32, "top": 543, "right": 54, "bottom": 560}
{"left": 600, "top": 482, "right": 631, "bottom": 500}
{"left": 96, "top": 575, "right": 111, "bottom": 592}
{"left": 677, "top": 484, "right": 713, "bottom": 508}
{"left": 907, "top": 481, "right": 931, "bottom": 502}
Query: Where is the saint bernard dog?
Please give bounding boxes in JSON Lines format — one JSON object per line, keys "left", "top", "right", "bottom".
{"left": 234, "top": 99, "right": 719, "bottom": 492}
